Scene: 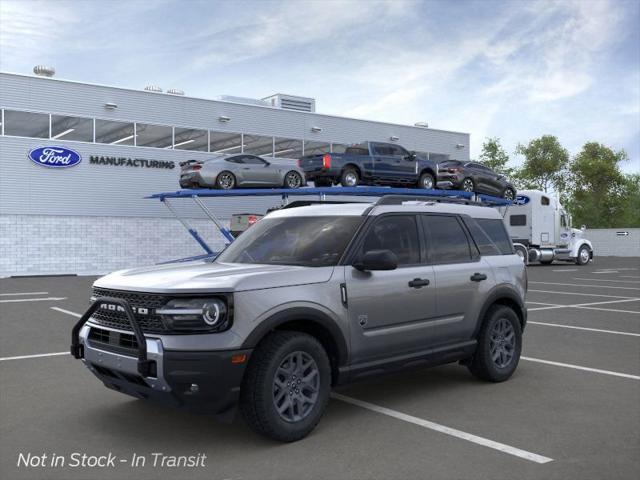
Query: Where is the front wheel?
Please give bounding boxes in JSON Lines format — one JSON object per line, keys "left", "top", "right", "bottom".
{"left": 576, "top": 245, "right": 591, "bottom": 265}
{"left": 283, "top": 171, "right": 303, "bottom": 189}
{"left": 462, "top": 177, "right": 475, "bottom": 192}
{"left": 240, "top": 331, "right": 331, "bottom": 442}
{"left": 418, "top": 172, "right": 435, "bottom": 190}
{"left": 468, "top": 305, "right": 522, "bottom": 382}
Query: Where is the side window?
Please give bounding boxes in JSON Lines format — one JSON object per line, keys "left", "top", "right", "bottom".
{"left": 226, "top": 156, "right": 244, "bottom": 164}
{"left": 561, "top": 215, "right": 567, "bottom": 227}
{"left": 389, "top": 145, "right": 409, "bottom": 157}
{"left": 422, "top": 215, "right": 472, "bottom": 264}
{"left": 372, "top": 144, "right": 392, "bottom": 156}
{"left": 510, "top": 215, "right": 527, "bottom": 226}
{"left": 361, "top": 215, "right": 420, "bottom": 265}
{"left": 475, "top": 219, "right": 514, "bottom": 255}
{"left": 541, "top": 196, "right": 550, "bottom": 206}
{"left": 243, "top": 155, "right": 267, "bottom": 165}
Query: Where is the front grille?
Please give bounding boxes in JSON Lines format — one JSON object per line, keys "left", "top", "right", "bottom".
{"left": 88, "top": 326, "right": 140, "bottom": 355}
{"left": 90, "top": 288, "right": 168, "bottom": 333}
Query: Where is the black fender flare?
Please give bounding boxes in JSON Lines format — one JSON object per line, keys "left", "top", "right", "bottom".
{"left": 241, "top": 307, "right": 349, "bottom": 367}
{"left": 473, "top": 285, "right": 527, "bottom": 337}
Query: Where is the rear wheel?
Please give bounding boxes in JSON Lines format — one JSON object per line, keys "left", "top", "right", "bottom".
{"left": 576, "top": 245, "right": 590, "bottom": 265}
{"left": 240, "top": 331, "right": 331, "bottom": 442}
{"left": 418, "top": 172, "right": 435, "bottom": 190}
{"left": 462, "top": 177, "right": 475, "bottom": 192}
{"left": 283, "top": 171, "right": 303, "bottom": 189}
{"left": 340, "top": 168, "right": 359, "bottom": 187}
{"left": 216, "top": 171, "right": 236, "bottom": 190}
{"left": 468, "top": 305, "right": 522, "bottom": 382}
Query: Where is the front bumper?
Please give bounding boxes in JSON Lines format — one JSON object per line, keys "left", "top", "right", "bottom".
{"left": 71, "top": 298, "right": 250, "bottom": 415}
{"left": 78, "top": 324, "right": 251, "bottom": 414}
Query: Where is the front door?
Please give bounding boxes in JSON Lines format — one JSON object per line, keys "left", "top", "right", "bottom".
{"left": 345, "top": 214, "right": 437, "bottom": 364}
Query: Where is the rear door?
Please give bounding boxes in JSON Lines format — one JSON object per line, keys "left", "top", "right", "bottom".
{"left": 345, "top": 214, "right": 437, "bottom": 364}
{"left": 421, "top": 214, "right": 495, "bottom": 345}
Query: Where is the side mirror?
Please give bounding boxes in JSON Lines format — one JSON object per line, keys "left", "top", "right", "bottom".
{"left": 581, "top": 225, "right": 586, "bottom": 231}
{"left": 353, "top": 249, "right": 398, "bottom": 271}
{"left": 406, "top": 151, "right": 417, "bottom": 161}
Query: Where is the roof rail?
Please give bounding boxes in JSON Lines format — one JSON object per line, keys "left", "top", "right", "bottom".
{"left": 374, "top": 194, "right": 485, "bottom": 206}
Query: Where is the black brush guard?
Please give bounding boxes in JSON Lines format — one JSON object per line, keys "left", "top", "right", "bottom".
{"left": 70, "top": 297, "right": 153, "bottom": 377}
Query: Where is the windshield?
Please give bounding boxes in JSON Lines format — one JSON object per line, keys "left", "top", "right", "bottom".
{"left": 216, "top": 216, "right": 363, "bottom": 267}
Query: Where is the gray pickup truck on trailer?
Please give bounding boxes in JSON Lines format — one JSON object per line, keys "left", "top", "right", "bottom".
{"left": 71, "top": 196, "right": 527, "bottom": 442}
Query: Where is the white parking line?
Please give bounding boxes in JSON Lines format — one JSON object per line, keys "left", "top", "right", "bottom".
{"left": 0, "top": 352, "right": 68, "bottom": 362}
{"left": 528, "top": 321, "right": 640, "bottom": 337}
{"left": 0, "top": 291, "right": 49, "bottom": 296}
{"left": 593, "top": 271, "right": 619, "bottom": 274}
{"left": 332, "top": 393, "right": 553, "bottom": 464}
{"left": 573, "top": 278, "right": 640, "bottom": 284}
{"left": 552, "top": 269, "right": 577, "bottom": 272}
{"left": 529, "top": 289, "right": 637, "bottom": 299}
{"left": 575, "top": 306, "right": 640, "bottom": 315}
{"left": 51, "top": 307, "right": 81, "bottom": 318}
{"left": 620, "top": 275, "right": 640, "bottom": 279}
{"left": 530, "top": 281, "right": 640, "bottom": 291}
{"left": 527, "top": 297, "right": 640, "bottom": 312}
{"left": 0, "top": 297, "right": 67, "bottom": 303}
{"left": 521, "top": 357, "right": 640, "bottom": 380}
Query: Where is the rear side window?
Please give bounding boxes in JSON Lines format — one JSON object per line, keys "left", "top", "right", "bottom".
{"left": 510, "top": 215, "right": 526, "bottom": 226}
{"left": 422, "top": 215, "right": 472, "bottom": 264}
{"left": 361, "top": 215, "right": 420, "bottom": 265}
{"left": 474, "top": 218, "right": 514, "bottom": 255}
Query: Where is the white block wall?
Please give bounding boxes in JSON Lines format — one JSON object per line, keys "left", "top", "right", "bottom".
{"left": 587, "top": 228, "right": 640, "bottom": 257}
{"left": 0, "top": 215, "right": 229, "bottom": 277}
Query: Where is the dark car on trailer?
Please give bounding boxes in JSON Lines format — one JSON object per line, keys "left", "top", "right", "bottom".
{"left": 437, "top": 160, "right": 517, "bottom": 200}
{"left": 298, "top": 141, "right": 441, "bottom": 190}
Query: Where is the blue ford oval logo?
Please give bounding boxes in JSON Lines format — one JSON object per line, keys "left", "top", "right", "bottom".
{"left": 28, "top": 146, "right": 82, "bottom": 168}
{"left": 514, "top": 195, "right": 530, "bottom": 205}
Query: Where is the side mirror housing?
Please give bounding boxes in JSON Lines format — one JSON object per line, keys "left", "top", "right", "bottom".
{"left": 353, "top": 249, "right": 398, "bottom": 271}
{"left": 406, "top": 151, "right": 417, "bottom": 161}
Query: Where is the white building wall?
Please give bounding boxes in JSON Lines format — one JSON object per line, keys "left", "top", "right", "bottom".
{"left": 587, "top": 228, "right": 640, "bottom": 257}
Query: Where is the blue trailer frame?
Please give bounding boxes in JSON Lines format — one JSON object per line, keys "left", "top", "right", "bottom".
{"left": 147, "top": 187, "right": 511, "bottom": 262}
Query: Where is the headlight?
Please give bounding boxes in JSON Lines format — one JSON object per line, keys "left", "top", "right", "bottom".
{"left": 156, "top": 297, "right": 230, "bottom": 332}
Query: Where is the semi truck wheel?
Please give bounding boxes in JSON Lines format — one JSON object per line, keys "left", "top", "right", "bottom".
{"left": 240, "top": 331, "right": 331, "bottom": 442}
{"left": 576, "top": 245, "right": 591, "bottom": 265}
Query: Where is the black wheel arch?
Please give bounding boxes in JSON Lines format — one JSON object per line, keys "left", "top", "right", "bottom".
{"left": 241, "top": 307, "right": 349, "bottom": 385}
{"left": 419, "top": 167, "right": 436, "bottom": 179}
{"left": 342, "top": 164, "right": 362, "bottom": 178}
{"left": 473, "top": 285, "right": 527, "bottom": 337}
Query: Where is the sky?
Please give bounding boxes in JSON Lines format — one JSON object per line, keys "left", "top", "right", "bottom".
{"left": 1, "top": 0, "right": 638, "bottom": 172}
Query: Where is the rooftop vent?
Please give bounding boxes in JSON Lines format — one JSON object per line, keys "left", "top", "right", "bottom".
{"left": 33, "top": 65, "right": 55, "bottom": 77}
{"left": 262, "top": 94, "right": 316, "bottom": 113}
{"left": 414, "top": 122, "right": 429, "bottom": 128}
{"left": 167, "top": 88, "right": 185, "bottom": 96}
{"left": 216, "top": 95, "right": 270, "bottom": 107}
{"left": 144, "top": 85, "right": 163, "bottom": 93}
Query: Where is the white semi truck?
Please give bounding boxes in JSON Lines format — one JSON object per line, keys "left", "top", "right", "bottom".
{"left": 501, "top": 190, "right": 593, "bottom": 265}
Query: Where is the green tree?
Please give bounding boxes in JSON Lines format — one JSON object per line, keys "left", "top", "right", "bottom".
{"left": 566, "top": 142, "right": 632, "bottom": 228}
{"left": 515, "top": 135, "right": 570, "bottom": 193}
{"left": 479, "top": 137, "right": 511, "bottom": 173}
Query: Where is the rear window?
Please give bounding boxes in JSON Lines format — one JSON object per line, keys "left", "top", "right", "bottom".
{"left": 475, "top": 218, "right": 514, "bottom": 255}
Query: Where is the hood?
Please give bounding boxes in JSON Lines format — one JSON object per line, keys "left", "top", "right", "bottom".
{"left": 94, "top": 260, "right": 334, "bottom": 294}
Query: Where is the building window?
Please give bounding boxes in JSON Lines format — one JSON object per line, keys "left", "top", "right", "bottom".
{"left": 51, "top": 114, "right": 94, "bottom": 142}
{"left": 95, "top": 119, "right": 135, "bottom": 145}
{"left": 303, "top": 140, "right": 331, "bottom": 156}
{"left": 3, "top": 110, "right": 49, "bottom": 138}
{"left": 210, "top": 131, "right": 243, "bottom": 154}
{"left": 244, "top": 134, "right": 274, "bottom": 156}
{"left": 173, "top": 127, "right": 208, "bottom": 151}
{"left": 135, "top": 123, "right": 173, "bottom": 148}
{"left": 273, "top": 137, "right": 303, "bottom": 159}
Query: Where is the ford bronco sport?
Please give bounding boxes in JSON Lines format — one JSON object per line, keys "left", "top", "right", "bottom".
{"left": 71, "top": 197, "right": 527, "bottom": 442}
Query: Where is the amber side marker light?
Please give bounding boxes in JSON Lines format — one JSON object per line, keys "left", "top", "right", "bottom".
{"left": 231, "top": 354, "right": 247, "bottom": 364}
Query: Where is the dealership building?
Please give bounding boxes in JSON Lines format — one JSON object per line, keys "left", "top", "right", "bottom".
{"left": 0, "top": 69, "right": 470, "bottom": 277}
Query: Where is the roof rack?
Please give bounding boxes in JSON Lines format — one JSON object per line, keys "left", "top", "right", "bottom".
{"left": 147, "top": 186, "right": 511, "bottom": 260}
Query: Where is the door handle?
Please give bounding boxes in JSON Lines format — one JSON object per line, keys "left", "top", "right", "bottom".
{"left": 470, "top": 273, "right": 487, "bottom": 282}
{"left": 408, "top": 278, "right": 430, "bottom": 288}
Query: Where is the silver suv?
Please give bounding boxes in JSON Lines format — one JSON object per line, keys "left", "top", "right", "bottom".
{"left": 71, "top": 197, "right": 527, "bottom": 442}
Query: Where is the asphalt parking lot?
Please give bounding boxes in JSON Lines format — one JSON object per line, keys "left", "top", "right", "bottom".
{"left": 1, "top": 257, "right": 639, "bottom": 480}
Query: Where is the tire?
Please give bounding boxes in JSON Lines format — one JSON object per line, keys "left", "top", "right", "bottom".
{"left": 503, "top": 187, "right": 516, "bottom": 201}
{"left": 418, "top": 172, "right": 435, "bottom": 190}
{"left": 576, "top": 245, "right": 590, "bottom": 265}
{"left": 340, "top": 168, "right": 359, "bottom": 187}
{"left": 461, "top": 177, "right": 475, "bottom": 192}
{"left": 283, "top": 171, "right": 303, "bottom": 189}
{"left": 314, "top": 178, "right": 332, "bottom": 187}
{"left": 240, "top": 331, "right": 331, "bottom": 442}
{"left": 216, "top": 171, "right": 236, "bottom": 190}
{"left": 468, "top": 305, "right": 522, "bottom": 382}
